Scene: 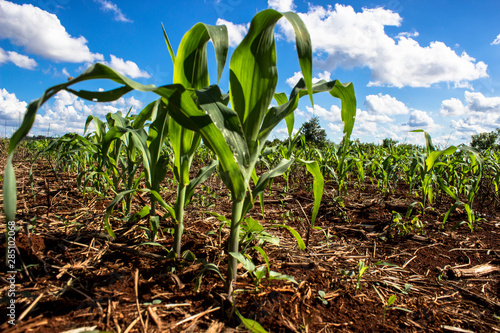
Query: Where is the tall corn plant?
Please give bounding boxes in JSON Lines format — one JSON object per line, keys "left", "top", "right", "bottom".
{"left": 162, "top": 22, "right": 227, "bottom": 257}
{"left": 166, "top": 10, "right": 356, "bottom": 293}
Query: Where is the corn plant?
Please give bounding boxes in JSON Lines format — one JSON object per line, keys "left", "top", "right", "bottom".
{"left": 439, "top": 146, "right": 484, "bottom": 230}
{"left": 410, "top": 130, "right": 457, "bottom": 213}
{"left": 162, "top": 22, "right": 226, "bottom": 257}
{"left": 166, "top": 10, "right": 356, "bottom": 294}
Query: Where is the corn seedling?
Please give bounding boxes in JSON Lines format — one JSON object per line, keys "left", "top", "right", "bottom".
{"left": 356, "top": 260, "right": 369, "bottom": 290}
{"left": 373, "top": 286, "right": 413, "bottom": 325}
{"left": 439, "top": 146, "right": 484, "bottom": 231}
{"left": 410, "top": 130, "right": 458, "bottom": 214}
{"left": 317, "top": 290, "right": 328, "bottom": 305}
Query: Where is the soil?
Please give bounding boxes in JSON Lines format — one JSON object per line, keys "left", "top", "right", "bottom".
{"left": 1, "top": 152, "right": 499, "bottom": 333}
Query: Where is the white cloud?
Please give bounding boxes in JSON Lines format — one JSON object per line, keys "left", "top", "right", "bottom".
{"left": 62, "top": 67, "right": 70, "bottom": 77}
{"left": 440, "top": 97, "right": 467, "bottom": 116}
{"left": 0, "top": 0, "right": 104, "bottom": 63}
{"left": 268, "top": 0, "right": 295, "bottom": 12}
{"left": 94, "top": 0, "right": 132, "bottom": 23}
{"left": 491, "top": 34, "right": 500, "bottom": 46}
{"left": 356, "top": 109, "right": 393, "bottom": 123}
{"left": 406, "top": 109, "right": 440, "bottom": 131}
{"left": 465, "top": 91, "right": 500, "bottom": 112}
{"left": 216, "top": 19, "right": 249, "bottom": 48}
{"left": 305, "top": 104, "right": 342, "bottom": 123}
{"left": 0, "top": 47, "right": 37, "bottom": 69}
{"left": 397, "top": 31, "right": 419, "bottom": 39}
{"left": 101, "top": 55, "right": 151, "bottom": 78}
{"left": 365, "top": 93, "right": 409, "bottom": 115}
{"left": 442, "top": 91, "right": 500, "bottom": 135}
{"left": 286, "top": 71, "right": 303, "bottom": 87}
{"left": 33, "top": 91, "right": 144, "bottom": 136}
{"left": 442, "top": 91, "right": 500, "bottom": 115}
{"left": 286, "top": 70, "right": 332, "bottom": 87}
{"left": 0, "top": 89, "right": 27, "bottom": 125}
{"left": 327, "top": 122, "right": 341, "bottom": 132}
{"left": 274, "top": 126, "right": 299, "bottom": 138}
{"left": 276, "top": 3, "right": 488, "bottom": 88}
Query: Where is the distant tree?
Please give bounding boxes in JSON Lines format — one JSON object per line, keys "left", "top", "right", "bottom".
{"left": 301, "top": 116, "right": 327, "bottom": 147}
{"left": 382, "top": 138, "right": 398, "bottom": 149}
{"left": 470, "top": 129, "right": 500, "bottom": 151}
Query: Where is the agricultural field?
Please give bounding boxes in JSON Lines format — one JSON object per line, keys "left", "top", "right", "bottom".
{"left": 1, "top": 133, "right": 499, "bottom": 333}
{"left": 1, "top": 9, "right": 500, "bottom": 333}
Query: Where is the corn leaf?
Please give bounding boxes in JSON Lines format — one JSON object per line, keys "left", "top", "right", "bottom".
{"left": 297, "top": 159, "right": 324, "bottom": 227}
{"left": 229, "top": 9, "right": 312, "bottom": 155}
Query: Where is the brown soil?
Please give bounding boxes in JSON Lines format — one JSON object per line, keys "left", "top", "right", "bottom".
{"left": 1, "top": 153, "right": 500, "bottom": 333}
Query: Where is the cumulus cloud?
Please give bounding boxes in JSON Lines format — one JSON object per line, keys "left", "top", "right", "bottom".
{"left": 442, "top": 91, "right": 500, "bottom": 115}
{"left": 268, "top": 0, "right": 296, "bottom": 12}
{"left": 305, "top": 104, "right": 342, "bottom": 123}
{"left": 0, "top": 0, "right": 104, "bottom": 63}
{"left": 442, "top": 91, "right": 500, "bottom": 135}
{"left": 101, "top": 55, "right": 151, "bottom": 78}
{"left": 407, "top": 110, "right": 438, "bottom": 128}
{"left": 216, "top": 18, "right": 249, "bottom": 48}
{"left": 491, "top": 34, "right": 500, "bottom": 46}
{"left": 365, "top": 93, "right": 409, "bottom": 116}
{"left": 440, "top": 97, "right": 467, "bottom": 116}
{"left": 0, "top": 47, "right": 37, "bottom": 69}
{"left": 94, "top": 0, "right": 132, "bottom": 23}
{"left": 33, "top": 90, "right": 144, "bottom": 136}
{"left": 276, "top": 3, "right": 487, "bottom": 88}
{"left": 0, "top": 89, "right": 27, "bottom": 126}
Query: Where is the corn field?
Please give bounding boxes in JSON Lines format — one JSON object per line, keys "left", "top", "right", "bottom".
{"left": 2, "top": 10, "right": 499, "bottom": 333}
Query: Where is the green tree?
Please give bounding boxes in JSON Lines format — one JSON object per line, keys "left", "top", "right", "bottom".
{"left": 470, "top": 129, "right": 500, "bottom": 150}
{"left": 301, "top": 116, "right": 327, "bottom": 147}
{"left": 382, "top": 138, "right": 398, "bottom": 149}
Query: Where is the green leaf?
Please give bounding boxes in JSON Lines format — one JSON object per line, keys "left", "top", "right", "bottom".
{"left": 296, "top": 159, "right": 324, "bottom": 227}
{"left": 426, "top": 146, "right": 456, "bottom": 172}
{"left": 169, "top": 85, "right": 247, "bottom": 200}
{"left": 174, "top": 23, "right": 228, "bottom": 88}
{"left": 161, "top": 23, "right": 176, "bottom": 66}
{"left": 243, "top": 216, "right": 265, "bottom": 234}
{"left": 229, "top": 9, "right": 312, "bottom": 155}
{"left": 271, "top": 225, "right": 305, "bottom": 250}
{"left": 230, "top": 252, "right": 255, "bottom": 272}
{"left": 243, "top": 158, "right": 294, "bottom": 215}
{"left": 269, "top": 271, "right": 298, "bottom": 284}
{"left": 253, "top": 246, "right": 270, "bottom": 273}
{"left": 103, "top": 188, "right": 176, "bottom": 238}
{"left": 235, "top": 309, "right": 269, "bottom": 333}
{"left": 442, "top": 201, "right": 464, "bottom": 227}
{"left": 184, "top": 159, "right": 219, "bottom": 205}
{"left": 329, "top": 80, "right": 357, "bottom": 140}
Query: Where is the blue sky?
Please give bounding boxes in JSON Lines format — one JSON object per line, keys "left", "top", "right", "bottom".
{"left": 0, "top": 0, "right": 499, "bottom": 146}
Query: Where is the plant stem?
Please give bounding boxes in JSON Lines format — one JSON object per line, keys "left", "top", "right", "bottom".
{"left": 125, "top": 155, "right": 134, "bottom": 216}
{"left": 227, "top": 198, "right": 244, "bottom": 295}
{"left": 173, "top": 184, "right": 186, "bottom": 258}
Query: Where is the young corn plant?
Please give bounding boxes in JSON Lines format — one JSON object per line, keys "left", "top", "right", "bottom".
{"left": 410, "top": 130, "right": 457, "bottom": 214}
{"left": 439, "top": 146, "right": 484, "bottom": 231}
{"left": 166, "top": 10, "right": 356, "bottom": 295}
{"left": 2, "top": 10, "right": 356, "bottom": 298}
